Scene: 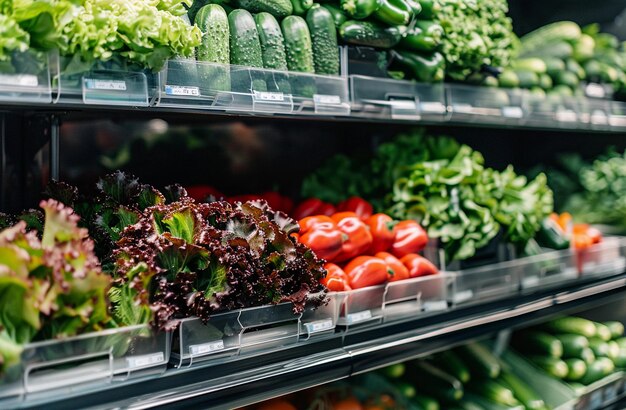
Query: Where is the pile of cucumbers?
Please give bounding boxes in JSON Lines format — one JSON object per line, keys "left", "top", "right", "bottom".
{"left": 513, "top": 317, "right": 625, "bottom": 389}
{"left": 379, "top": 342, "right": 549, "bottom": 410}
{"left": 499, "top": 21, "right": 626, "bottom": 101}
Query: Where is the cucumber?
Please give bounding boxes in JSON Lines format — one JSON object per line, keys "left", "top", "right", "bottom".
{"left": 455, "top": 343, "right": 500, "bottom": 379}
{"left": 566, "top": 59, "right": 585, "bottom": 80}
{"left": 539, "top": 73, "right": 553, "bottom": 90}
{"left": 514, "top": 70, "right": 540, "bottom": 89}
{"left": 499, "top": 370, "right": 546, "bottom": 410}
{"left": 498, "top": 69, "right": 519, "bottom": 88}
{"left": 551, "top": 84, "right": 574, "bottom": 96}
{"left": 306, "top": 5, "right": 340, "bottom": 75}
{"left": 512, "top": 58, "right": 547, "bottom": 74}
{"left": 233, "top": 0, "right": 293, "bottom": 18}
{"left": 320, "top": 4, "right": 347, "bottom": 27}
{"left": 529, "top": 356, "right": 569, "bottom": 378}
{"left": 290, "top": 0, "right": 312, "bottom": 15}
{"left": 544, "top": 317, "right": 597, "bottom": 338}
{"left": 520, "top": 21, "right": 581, "bottom": 54}
{"left": 556, "top": 334, "right": 589, "bottom": 358}
{"left": 526, "top": 41, "right": 574, "bottom": 60}
{"left": 568, "top": 382, "right": 586, "bottom": 396}
{"left": 580, "top": 347, "right": 596, "bottom": 365}
{"left": 412, "top": 394, "right": 439, "bottom": 410}
{"left": 552, "top": 70, "right": 579, "bottom": 88}
{"left": 255, "top": 12, "right": 288, "bottom": 70}
{"left": 339, "top": 20, "right": 404, "bottom": 49}
{"left": 589, "top": 338, "right": 611, "bottom": 358}
{"left": 595, "top": 322, "right": 612, "bottom": 342}
{"left": 229, "top": 9, "right": 263, "bottom": 68}
{"left": 613, "top": 348, "right": 626, "bottom": 368}
{"left": 607, "top": 341, "right": 620, "bottom": 360}
{"left": 604, "top": 321, "right": 624, "bottom": 339}
{"left": 408, "top": 360, "right": 463, "bottom": 403}
{"left": 282, "top": 16, "right": 315, "bottom": 73}
{"left": 468, "top": 380, "right": 519, "bottom": 407}
{"left": 580, "top": 357, "right": 614, "bottom": 385}
{"left": 543, "top": 57, "right": 566, "bottom": 77}
{"left": 583, "top": 60, "right": 603, "bottom": 80}
{"left": 435, "top": 350, "right": 471, "bottom": 384}
{"left": 617, "top": 337, "right": 626, "bottom": 349}
{"left": 195, "top": 5, "right": 231, "bottom": 92}
{"left": 564, "top": 358, "right": 586, "bottom": 381}
{"left": 573, "top": 33, "right": 595, "bottom": 62}
{"left": 514, "top": 331, "right": 563, "bottom": 358}
{"left": 379, "top": 363, "right": 405, "bottom": 378}
{"left": 188, "top": 0, "right": 211, "bottom": 23}
{"left": 397, "top": 381, "right": 416, "bottom": 399}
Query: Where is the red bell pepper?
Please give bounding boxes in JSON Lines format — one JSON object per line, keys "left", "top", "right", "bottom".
{"left": 185, "top": 185, "right": 224, "bottom": 202}
{"left": 400, "top": 253, "right": 438, "bottom": 278}
{"left": 292, "top": 198, "right": 336, "bottom": 220}
{"left": 366, "top": 213, "right": 396, "bottom": 254}
{"left": 391, "top": 220, "right": 428, "bottom": 258}
{"left": 322, "top": 263, "right": 351, "bottom": 292}
{"left": 375, "top": 252, "right": 409, "bottom": 282}
{"left": 337, "top": 196, "right": 374, "bottom": 220}
{"left": 299, "top": 228, "right": 345, "bottom": 262}
{"left": 331, "top": 212, "right": 373, "bottom": 262}
{"left": 344, "top": 256, "right": 391, "bottom": 289}
{"left": 299, "top": 215, "right": 337, "bottom": 234}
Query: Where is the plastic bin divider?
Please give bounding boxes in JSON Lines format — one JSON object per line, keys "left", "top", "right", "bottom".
{"left": 237, "top": 303, "right": 302, "bottom": 353}
{"left": 336, "top": 285, "right": 385, "bottom": 332}
{"left": 299, "top": 293, "right": 338, "bottom": 341}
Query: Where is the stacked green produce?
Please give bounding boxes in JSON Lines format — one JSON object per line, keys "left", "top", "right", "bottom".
{"left": 513, "top": 317, "right": 626, "bottom": 388}
{"left": 501, "top": 21, "right": 626, "bottom": 100}
{"left": 302, "top": 129, "right": 553, "bottom": 261}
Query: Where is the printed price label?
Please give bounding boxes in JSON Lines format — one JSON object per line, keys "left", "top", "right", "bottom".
{"left": 189, "top": 340, "right": 225, "bottom": 356}
{"left": 0, "top": 74, "right": 38, "bottom": 87}
{"left": 522, "top": 276, "right": 540, "bottom": 288}
{"left": 126, "top": 352, "right": 164, "bottom": 369}
{"left": 346, "top": 310, "right": 372, "bottom": 325}
{"left": 453, "top": 290, "right": 473, "bottom": 303}
{"left": 586, "top": 83, "right": 606, "bottom": 99}
{"left": 254, "top": 91, "right": 284, "bottom": 102}
{"left": 390, "top": 99, "right": 418, "bottom": 120}
{"left": 85, "top": 79, "right": 127, "bottom": 91}
{"left": 502, "top": 106, "right": 524, "bottom": 118}
{"left": 314, "top": 94, "right": 341, "bottom": 105}
{"left": 423, "top": 300, "right": 448, "bottom": 312}
{"left": 420, "top": 101, "right": 446, "bottom": 114}
{"left": 556, "top": 109, "right": 577, "bottom": 122}
{"left": 304, "top": 319, "right": 334, "bottom": 334}
{"left": 591, "top": 109, "right": 608, "bottom": 125}
{"left": 453, "top": 103, "right": 473, "bottom": 114}
{"left": 165, "top": 85, "right": 200, "bottom": 96}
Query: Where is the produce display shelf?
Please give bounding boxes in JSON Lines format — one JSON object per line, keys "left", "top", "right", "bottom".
{"left": 1, "top": 51, "right": 626, "bottom": 132}
{"left": 11, "top": 273, "right": 626, "bottom": 410}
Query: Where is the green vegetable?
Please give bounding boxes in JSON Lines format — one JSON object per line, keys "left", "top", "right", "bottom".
{"left": 408, "top": 360, "right": 464, "bottom": 402}
{"left": 456, "top": 343, "right": 500, "bottom": 379}
{"left": 418, "top": 0, "right": 440, "bottom": 19}
{"left": 564, "top": 358, "right": 587, "bottom": 381}
{"left": 196, "top": 4, "right": 231, "bottom": 92}
{"left": 556, "top": 334, "right": 589, "bottom": 358}
{"left": 535, "top": 218, "right": 570, "bottom": 250}
{"left": 0, "top": 14, "right": 29, "bottom": 63}
{"left": 233, "top": 0, "right": 293, "bottom": 17}
{"left": 380, "top": 363, "right": 405, "bottom": 378}
{"left": 229, "top": 9, "right": 264, "bottom": 68}
{"left": 373, "top": 0, "right": 413, "bottom": 26}
{"left": 468, "top": 380, "right": 518, "bottom": 407}
{"left": 618, "top": 337, "right": 626, "bottom": 349}
{"left": 552, "top": 70, "right": 580, "bottom": 88}
{"left": 539, "top": 74, "right": 553, "bottom": 90}
{"left": 188, "top": 0, "right": 211, "bottom": 24}
{"left": 589, "top": 338, "right": 611, "bottom": 357}
{"left": 392, "top": 50, "right": 445, "bottom": 82}
{"left": 412, "top": 394, "right": 439, "bottom": 410}
{"left": 514, "top": 331, "right": 563, "bottom": 358}
{"left": 282, "top": 16, "right": 315, "bottom": 73}
{"left": 595, "top": 322, "right": 612, "bottom": 342}
{"left": 580, "top": 357, "right": 614, "bottom": 385}
{"left": 290, "top": 0, "right": 313, "bottom": 15}
{"left": 340, "top": 0, "right": 378, "bottom": 19}
{"left": 608, "top": 341, "right": 620, "bottom": 360}
{"left": 580, "top": 347, "right": 596, "bottom": 365}
{"left": 544, "top": 317, "right": 597, "bottom": 338}
{"left": 605, "top": 322, "right": 624, "bottom": 340}
{"left": 543, "top": 57, "right": 566, "bottom": 77}
{"left": 498, "top": 70, "right": 520, "bottom": 88}
{"left": 527, "top": 41, "right": 574, "bottom": 60}
{"left": 520, "top": 21, "right": 581, "bottom": 56}
{"left": 397, "top": 382, "right": 417, "bottom": 399}
{"left": 499, "top": 370, "right": 545, "bottom": 410}
{"left": 306, "top": 5, "right": 340, "bottom": 75}
{"left": 613, "top": 348, "right": 626, "bottom": 368}
{"left": 529, "top": 356, "right": 569, "bottom": 378}
{"left": 573, "top": 33, "right": 595, "bottom": 61}
{"left": 566, "top": 59, "right": 585, "bottom": 80}
{"left": 514, "top": 70, "right": 540, "bottom": 88}
{"left": 512, "top": 58, "right": 547, "bottom": 74}
{"left": 435, "top": 350, "right": 471, "bottom": 384}
{"left": 399, "top": 20, "right": 444, "bottom": 52}
{"left": 339, "top": 20, "right": 404, "bottom": 49}
{"left": 255, "top": 12, "right": 288, "bottom": 70}
{"left": 569, "top": 382, "right": 586, "bottom": 396}
{"left": 320, "top": 4, "right": 347, "bottom": 28}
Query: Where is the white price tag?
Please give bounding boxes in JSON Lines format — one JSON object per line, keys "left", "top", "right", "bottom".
{"left": 591, "top": 109, "right": 608, "bottom": 125}
{"left": 254, "top": 91, "right": 284, "bottom": 102}
{"left": 502, "top": 106, "right": 524, "bottom": 118}
{"left": 314, "top": 94, "right": 341, "bottom": 105}
{"left": 453, "top": 103, "right": 474, "bottom": 114}
{"left": 85, "top": 79, "right": 127, "bottom": 91}
{"left": 423, "top": 300, "right": 448, "bottom": 312}
{"left": 165, "top": 85, "right": 200, "bottom": 96}
{"left": 304, "top": 319, "right": 334, "bottom": 334}
{"left": 522, "top": 276, "right": 540, "bottom": 288}
{"left": 453, "top": 290, "right": 473, "bottom": 303}
{"left": 189, "top": 340, "right": 225, "bottom": 356}
{"left": 346, "top": 310, "right": 372, "bottom": 325}
{"left": 390, "top": 99, "right": 419, "bottom": 120}
{"left": 420, "top": 101, "right": 446, "bottom": 114}
{"left": 126, "top": 352, "right": 164, "bottom": 369}
{"left": 556, "top": 109, "right": 577, "bottom": 122}
{"left": 0, "top": 74, "right": 38, "bottom": 87}
{"left": 586, "top": 83, "right": 606, "bottom": 99}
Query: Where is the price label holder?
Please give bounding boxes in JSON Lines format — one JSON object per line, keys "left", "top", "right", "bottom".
{"left": 452, "top": 289, "right": 473, "bottom": 305}
{"left": 346, "top": 310, "right": 373, "bottom": 325}
{"left": 0, "top": 52, "right": 52, "bottom": 103}
{"left": 590, "top": 109, "right": 609, "bottom": 126}
{"left": 303, "top": 319, "right": 335, "bottom": 335}
{"left": 502, "top": 105, "right": 524, "bottom": 119}
{"left": 420, "top": 101, "right": 447, "bottom": 114}
{"left": 586, "top": 83, "right": 607, "bottom": 99}
{"left": 521, "top": 275, "right": 540, "bottom": 289}
{"left": 452, "top": 103, "right": 474, "bottom": 115}
{"left": 126, "top": 352, "right": 165, "bottom": 370}
{"left": 555, "top": 107, "right": 578, "bottom": 123}
{"left": 389, "top": 97, "right": 419, "bottom": 120}
{"left": 252, "top": 90, "right": 293, "bottom": 114}
{"left": 83, "top": 71, "right": 149, "bottom": 106}
{"left": 422, "top": 300, "right": 448, "bottom": 312}
{"left": 189, "top": 340, "right": 225, "bottom": 357}
{"left": 314, "top": 94, "right": 350, "bottom": 116}
{"left": 165, "top": 85, "right": 200, "bottom": 97}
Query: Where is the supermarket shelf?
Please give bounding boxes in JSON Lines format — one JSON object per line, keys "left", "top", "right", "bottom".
{"left": 18, "top": 273, "right": 626, "bottom": 410}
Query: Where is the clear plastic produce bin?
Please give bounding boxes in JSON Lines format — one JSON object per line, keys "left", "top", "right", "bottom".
{"left": 0, "top": 325, "right": 169, "bottom": 404}
{"left": 0, "top": 50, "right": 52, "bottom": 104}
{"left": 609, "top": 101, "right": 626, "bottom": 128}
{"left": 349, "top": 75, "right": 447, "bottom": 121}
{"left": 334, "top": 285, "right": 386, "bottom": 330}
{"left": 518, "top": 249, "right": 578, "bottom": 293}
{"left": 382, "top": 274, "right": 451, "bottom": 322}
{"left": 51, "top": 55, "right": 151, "bottom": 106}
{"left": 574, "top": 372, "right": 625, "bottom": 410}
{"left": 578, "top": 97, "right": 612, "bottom": 131}
{"left": 154, "top": 59, "right": 350, "bottom": 116}
{"left": 299, "top": 294, "right": 339, "bottom": 341}
{"left": 447, "top": 84, "right": 527, "bottom": 124}
{"left": 576, "top": 236, "right": 626, "bottom": 279}
{"left": 449, "top": 258, "right": 521, "bottom": 306}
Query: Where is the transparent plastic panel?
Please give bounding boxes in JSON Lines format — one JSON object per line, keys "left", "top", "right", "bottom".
{"left": 0, "top": 325, "right": 168, "bottom": 403}
{"left": 519, "top": 249, "right": 578, "bottom": 293}
{"left": 575, "top": 372, "right": 625, "bottom": 410}
{"left": 171, "top": 311, "right": 242, "bottom": 368}
{"left": 609, "top": 101, "right": 626, "bottom": 129}
{"left": 350, "top": 75, "right": 446, "bottom": 121}
{"left": 578, "top": 97, "right": 612, "bottom": 131}
{"left": 0, "top": 50, "right": 51, "bottom": 103}
{"left": 553, "top": 95, "right": 581, "bottom": 128}
{"left": 299, "top": 293, "right": 338, "bottom": 341}
{"left": 576, "top": 237, "right": 626, "bottom": 278}
{"left": 238, "top": 302, "right": 301, "bottom": 354}
{"left": 450, "top": 260, "right": 520, "bottom": 306}
{"left": 448, "top": 84, "right": 527, "bottom": 124}
{"left": 382, "top": 274, "right": 451, "bottom": 322}
{"left": 335, "top": 285, "right": 386, "bottom": 330}
{"left": 155, "top": 60, "right": 349, "bottom": 116}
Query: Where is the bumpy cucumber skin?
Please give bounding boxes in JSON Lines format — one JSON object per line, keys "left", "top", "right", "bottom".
{"left": 229, "top": 9, "right": 264, "bottom": 68}
{"left": 233, "top": 0, "right": 293, "bottom": 18}
{"left": 196, "top": 5, "right": 230, "bottom": 64}
{"left": 306, "top": 5, "right": 339, "bottom": 75}
{"left": 339, "top": 20, "right": 403, "bottom": 49}
{"left": 281, "top": 16, "right": 315, "bottom": 73}
{"left": 255, "top": 12, "right": 288, "bottom": 70}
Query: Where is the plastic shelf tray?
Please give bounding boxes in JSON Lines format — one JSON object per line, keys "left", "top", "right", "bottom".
{"left": 0, "top": 325, "right": 169, "bottom": 405}
{"left": 574, "top": 372, "right": 625, "bottom": 410}
{"left": 576, "top": 237, "right": 626, "bottom": 279}
{"left": 449, "top": 259, "right": 521, "bottom": 306}
{"left": 609, "top": 101, "right": 626, "bottom": 128}
{"left": 349, "top": 75, "right": 446, "bottom": 121}
{"left": 0, "top": 50, "right": 52, "bottom": 104}
{"left": 154, "top": 59, "right": 350, "bottom": 116}
{"left": 518, "top": 249, "right": 578, "bottom": 293}
{"left": 382, "top": 274, "right": 451, "bottom": 322}
{"left": 299, "top": 294, "right": 339, "bottom": 341}
{"left": 334, "top": 285, "right": 386, "bottom": 330}
{"left": 447, "top": 84, "right": 527, "bottom": 124}
{"left": 578, "top": 97, "right": 613, "bottom": 131}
